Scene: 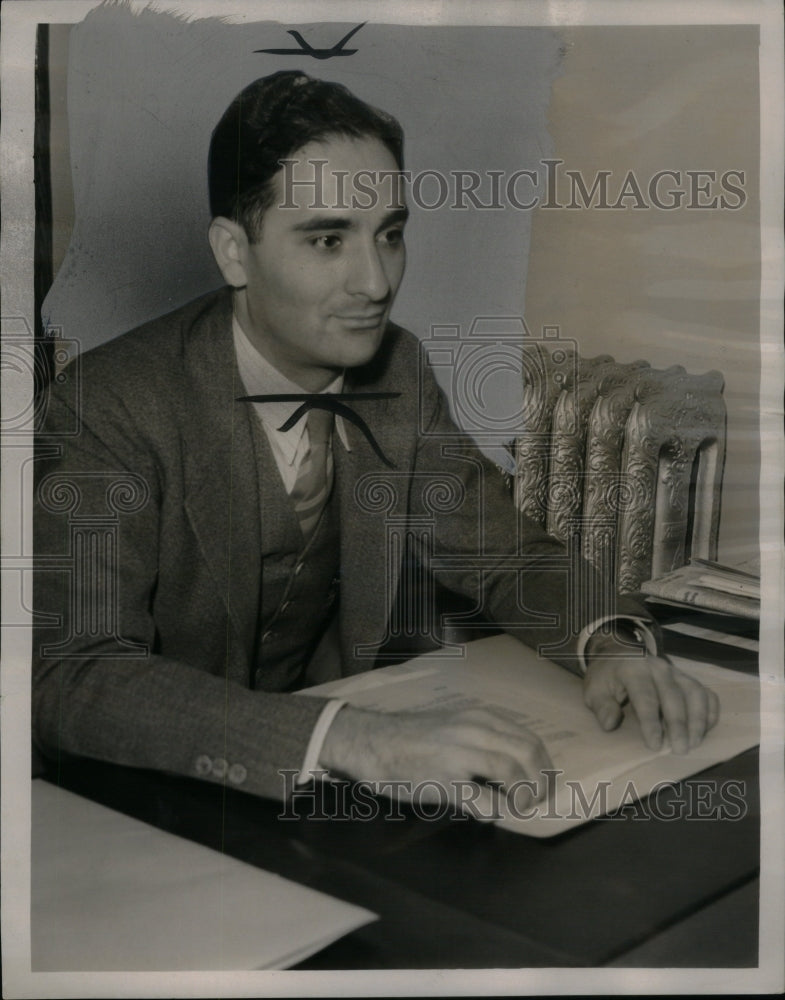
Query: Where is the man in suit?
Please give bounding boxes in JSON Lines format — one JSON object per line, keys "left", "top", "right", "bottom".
{"left": 33, "top": 71, "right": 718, "bottom": 816}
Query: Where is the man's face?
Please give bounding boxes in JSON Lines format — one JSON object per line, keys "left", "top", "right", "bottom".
{"left": 233, "top": 135, "right": 407, "bottom": 390}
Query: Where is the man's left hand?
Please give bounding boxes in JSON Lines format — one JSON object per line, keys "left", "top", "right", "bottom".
{"left": 583, "top": 652, "right": 720, "bottom": 753}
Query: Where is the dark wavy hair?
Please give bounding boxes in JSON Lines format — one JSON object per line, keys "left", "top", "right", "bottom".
{"left": 208, "top": 70, "right": 404, "bottom": 240}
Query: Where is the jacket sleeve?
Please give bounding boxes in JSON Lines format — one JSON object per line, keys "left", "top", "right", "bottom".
{"left": 410, "top": 356, "right": 662, "bottom": 674}
{"left": 32, "top": 377, "right": 328, "bottom": 800}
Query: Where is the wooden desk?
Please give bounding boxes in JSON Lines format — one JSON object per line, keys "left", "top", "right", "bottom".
{"left": 41, "top": 745, "right": 759, "bottom": 968}
{"left": 36, "top": 608, "right": 760, "bottom": 969}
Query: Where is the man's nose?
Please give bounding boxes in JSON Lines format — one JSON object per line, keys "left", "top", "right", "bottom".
{"left": 345, "top": 243, "right": 392, "bottom": 301}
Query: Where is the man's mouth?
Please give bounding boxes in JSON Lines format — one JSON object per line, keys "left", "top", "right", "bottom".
{"left": 336, "top": 311, "right": 386, "bottom": 330}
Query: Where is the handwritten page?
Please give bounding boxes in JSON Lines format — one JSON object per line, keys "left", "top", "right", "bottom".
{"left": 31, "top": 781, "right": 376, "bottom": 970}
{"left": 304, "top": 635, "right": 760, "bottom": 837}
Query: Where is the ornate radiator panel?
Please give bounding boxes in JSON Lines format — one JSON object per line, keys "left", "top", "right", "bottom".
{"left": 514, "top": 341, "right": 578, "bottom": 527}
{"left": 546, "top": 355, "right": 646, "bottom": 545}
{"left": 617, "top": 369, "right": 726, "bottom": 592}
{"left": 582, "top": 365, "right": 681, "bottom": 589}
{"left": 514, "top": 353, "right": 726, "bottom": 594}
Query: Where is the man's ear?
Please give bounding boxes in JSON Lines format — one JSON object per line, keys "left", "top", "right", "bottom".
{"left": 208, "top": 217, "right": 249, "bottom": 288}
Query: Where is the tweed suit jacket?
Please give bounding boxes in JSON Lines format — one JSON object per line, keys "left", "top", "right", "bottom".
{"left": 33, "top": 288, "right": 650, "bottom": 799}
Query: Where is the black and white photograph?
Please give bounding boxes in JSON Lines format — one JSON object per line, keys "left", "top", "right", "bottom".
{"left": 1, "top": 0, "right": 783, "bottom": 996}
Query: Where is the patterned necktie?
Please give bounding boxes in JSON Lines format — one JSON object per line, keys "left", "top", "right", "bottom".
{"left": 290, "top": 407, "right": 335, "bottom": 540}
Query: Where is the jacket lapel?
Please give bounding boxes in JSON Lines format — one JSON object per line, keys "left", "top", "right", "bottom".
{"left": 337, "top": 341, "right": 411, "bottom": 673}
{"left": 180, "top": 290, "right": 261, "bottom": 669}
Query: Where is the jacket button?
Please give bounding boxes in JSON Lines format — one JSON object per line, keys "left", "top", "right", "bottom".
{"left": 228, "top": 763, "right": 247, "bottom": 785}
{"left": 281, "top": 600, "right": 292, "bottom": 613}
{"left": 195, "top": 754, "right": 212, "bottom": 776}
{"left": 212, "top": 757, "right": 228, "bottom": 778}
{"left": 294, "top": 562, "right": 304, "bottom": 576}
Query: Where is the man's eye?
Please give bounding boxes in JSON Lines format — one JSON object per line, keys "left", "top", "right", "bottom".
{"left": 310, "top": 234, "right": 342, "bottom": 250}
{"left": 380, "top": 228, "right": 404, "bottom": 247}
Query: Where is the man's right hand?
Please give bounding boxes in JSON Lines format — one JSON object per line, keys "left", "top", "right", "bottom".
{"left": 318, "top": 704, "right": 553, "bottom": 820}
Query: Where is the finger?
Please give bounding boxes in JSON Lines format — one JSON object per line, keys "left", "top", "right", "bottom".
{"left": 455, "top": 775, "right": 537, "bottom": 822}
{"left": 649, "top": 664, "right": 689, "bottom": 754}
{"left": 473, "top": 781, "right": 507, "bottom": 822}
{"left": 489, "top": 777, "right": 540, "bottom": 823}
{"left": 706, "top": 687, "right": 721, "bottom": 730}
{"left": 455, "top": 746, "right": 548, "bottom": 800}
{"left": 586, "top": 691, "right": 625, "bottom": 732}
{"left": 619, "top": 666, "right": 664, "bottom": 750}
{"left": 583, "top": 675, "right": 627, "bottom": 732}
{"left": 480, "top": 747, "right": 550, "bottom": 797}
{"left": 675, "top": 673, "right": 720, "bottom": 748}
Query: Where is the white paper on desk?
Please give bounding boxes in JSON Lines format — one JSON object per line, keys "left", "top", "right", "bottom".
{"left": 305, "top": 635, "right": 760, "bottom": 837}
{"left": 31, "top": 781, "right": 377, "bottom": 971}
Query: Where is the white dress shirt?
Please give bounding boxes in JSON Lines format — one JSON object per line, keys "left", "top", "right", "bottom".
{"left": 233, "top": 314, "right": 352, "bottom": 492}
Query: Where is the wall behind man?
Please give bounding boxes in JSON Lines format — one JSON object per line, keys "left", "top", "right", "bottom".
{"left": 524, "top": 26, "right": 761, "bottom": 565}
{"left": 42, "top": 4, "right": 561, "bottom": 463}
{"left": 43, "top": 13, "right": 761, "bottom": 566}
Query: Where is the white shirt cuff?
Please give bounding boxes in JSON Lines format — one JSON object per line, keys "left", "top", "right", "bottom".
{"left": 296, "top": 698, "right": 347, "bottom": 785}
{"left": 576, "top": 616, "right": 659, "bottom": 675}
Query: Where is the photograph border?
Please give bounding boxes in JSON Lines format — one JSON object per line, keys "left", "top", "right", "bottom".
{"left": 2, "top": 1, "right": 783, "bottom": 996}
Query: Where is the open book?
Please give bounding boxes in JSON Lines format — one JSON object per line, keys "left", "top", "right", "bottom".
{"left": 304, "top": 634, "right": 760, "bottom": 837}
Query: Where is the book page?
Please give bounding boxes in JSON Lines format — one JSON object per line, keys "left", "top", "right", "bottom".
{"left": 305, "top": 635, "right": 760, "bottom": 837}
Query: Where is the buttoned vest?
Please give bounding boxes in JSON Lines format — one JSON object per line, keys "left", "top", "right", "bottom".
{"left": 247, "top": 410, "right": 340, "bottom": 693}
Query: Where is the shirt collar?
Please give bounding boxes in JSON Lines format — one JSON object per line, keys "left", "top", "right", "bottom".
{"left": 233, "top": 314, "right": 351, "bottom": 461}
